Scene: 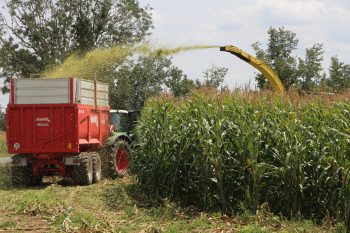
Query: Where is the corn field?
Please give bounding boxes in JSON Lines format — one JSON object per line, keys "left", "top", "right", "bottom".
{"left": 132, "top": 90, "right": 350, "bottom": 226}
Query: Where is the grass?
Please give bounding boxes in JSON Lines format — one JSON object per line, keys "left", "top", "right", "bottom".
{"left": 0, "top": 165, "right": 343, "bottom": 232}
{"left": 0, "top": 131, "right": 10, "bottom": 157}
{"left": 0, "top": 221, "right": 16, "bottom": 229}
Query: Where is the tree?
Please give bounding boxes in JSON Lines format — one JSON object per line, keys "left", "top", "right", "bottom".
{"left": 109, "top": 56, "right": 187, "bottom": 110}
{"left": 252, "top": 27, "right": 299, "bottom": 90}
{"left": 0, "top": 0, "right": 153, "bottom": 93}
{"left": 203, "top": 66, "right": 228, "bottom": 89}
{"left": 166, "top": 69, "right": 195, "bottom": 97}
{"left": 297, "top": 43, "right": 325, "bottom": 91}
{"left": 0, "top": 107, "right": 5, "bottom": 131}
{"left": 251, "top": 41, "right": 270, "bottom": 90}
{"left": 327, "top": 56, "right": 350, "bottom": 92}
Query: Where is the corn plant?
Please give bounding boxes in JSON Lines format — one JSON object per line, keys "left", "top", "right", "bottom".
{"left": 131, "top": 90, "right": 350, "bottom": 226}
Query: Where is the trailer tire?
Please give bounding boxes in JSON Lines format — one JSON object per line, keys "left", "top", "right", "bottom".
{"left": 92, "top": 153, "right": 101, "bottom": 183}
{"left": 30, "top": 176, "right": 43, "bottom": 186}
{"left": 100, "top": 147, "right": 115, "bottom": 179}
{"left": 11, "top": 154, "right": 42, "bottom": 186}
{"left": 73, "top": 153, "right": 93, "bottom": 186}
{"left": 101, "top": 140, "right": 131, "bottom": 179}
{"left": 11, "top": 166, "right": 30, "bottom": 186}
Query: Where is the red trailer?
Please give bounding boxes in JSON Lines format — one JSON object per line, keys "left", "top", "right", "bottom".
{"left": 6, "top": 78, "right": 110, "bottom": 185}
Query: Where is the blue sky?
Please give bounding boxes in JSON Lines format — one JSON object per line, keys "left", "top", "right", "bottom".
{"left": 1, "top": 0, "right": 350, "bottom": 109}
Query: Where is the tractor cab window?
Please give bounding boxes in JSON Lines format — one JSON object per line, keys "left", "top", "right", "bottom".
{"left": 110, "top": 113, "right": 128, "bottom": 132}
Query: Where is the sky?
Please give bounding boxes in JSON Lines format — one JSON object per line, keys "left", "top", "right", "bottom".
{"left": 1, "top": 0, "right": 350, "bottom": 109}
{"left": 138, "top": 0, "right": 350, "bottom": 86}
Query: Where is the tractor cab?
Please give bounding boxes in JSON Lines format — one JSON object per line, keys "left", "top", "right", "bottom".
{"left": 109, "top": 110, "right": 140, "bottom": 139}
{"left": 104, "top": 109, "right": 140, "bottom": 178}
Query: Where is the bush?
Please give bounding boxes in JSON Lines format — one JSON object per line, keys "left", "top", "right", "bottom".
{"left": 132, "top": 90, "right": 350, "bottom": 226}
{"left": 0, "top": 111, "right": 5, "bottom": 131}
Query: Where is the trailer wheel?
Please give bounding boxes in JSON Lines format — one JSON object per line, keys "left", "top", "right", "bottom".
{"left": 30, "top": 176, "right": 43, "bottom": 186}
{"left": 101, "top": 140, "right": 130, "bottom": 179}
{"left": 11, "top": 166, "right": 30, "bottom": 186}
{"left": 100, "top": 148, "right": 114, "bottom": 179}
{"left": 73, "top": 153, "right": 93, "bottom": 186}
{"left": 92, "top": 153, "right": 101, "bottom": 183}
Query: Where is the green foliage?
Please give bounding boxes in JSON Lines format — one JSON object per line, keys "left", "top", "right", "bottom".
{"left": 238, "top": 224, "right": 269, "bottom": 233}
{"left": 327, "top": 56, "right": 350, "bottom": 92}
{"left": 298, "top": 43, "right": 325, "bottom": 92}
{"left": 191, "top": 66, "right": 228, "bottom": 92}
{"left": 133, "top": 91, "right": 350, "bottom": 227}
{"left": 53, "top": 211, "right": 101, "bottom": 231}
{"left": 166, "top": 69, "right": 195, "bottom": 97}
{"left": 109, "top": 56, "right": 189, "bottom": 110}
{"left": 253, "top": 27, "right": 299, "bottom": 90}
{"left": 203, "top": 66, "right": 228, "bottom": 89}
{"left": 0, "top": 165, "right": 11, "bottom": 188}
{"left": 15, "top": 185, "right": 62, "bottom": 215}
{"left": 0, "top": 0, "right": 153, "bottom": 93}
{"left": 0, "top": 111, "right": 5, "bottom": 131}
{"left": 0, "top": 165, "right": 338, "bottom": 232}
{"left": 0, "top": 221, "right": 16, "bottom": 229}
{"left": 0, "top": 131, "right": 9, "bottom": 158}
{"left": 251, "top": 41, "right": 270, "bottom": 90}
{"left": 253, "top": 27, "right": 350, "bottom": 93}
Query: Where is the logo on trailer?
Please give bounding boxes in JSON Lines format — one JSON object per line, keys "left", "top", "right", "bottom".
{"left": 90, "top": 116, "right": 99, "bottom": 126}
{"left": 36, "top": 117, "right": 50, "bottom": 122}
{"left": 36, "top": 117, "right": 50, "bottom": 127}
{"left": 14, "top": 143, "right": 20, "bottom": 150}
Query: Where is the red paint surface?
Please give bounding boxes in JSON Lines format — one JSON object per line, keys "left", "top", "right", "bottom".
{"left": 6, "top": 104, "right": 110, "bottom": 154}
{"left": 7, "top": 78, "right": 111, "bottom": 177}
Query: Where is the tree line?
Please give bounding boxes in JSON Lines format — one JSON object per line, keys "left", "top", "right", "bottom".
{"left": 0, "top": 0, "right": 228, "bottom": 112}
{"left": 253, "top": 27, "right": 350, "bottom": 93}
{"left": 0, "top": 0, "right": 349, "bottom": 115}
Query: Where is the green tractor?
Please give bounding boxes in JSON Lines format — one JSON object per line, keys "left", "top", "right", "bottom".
{"left": 101, "top": 110, "right": 140, "bottom": 178}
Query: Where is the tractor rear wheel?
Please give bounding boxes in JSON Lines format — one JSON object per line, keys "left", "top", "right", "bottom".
{"left": 101, "top": 140, "right": 131, "bottom": 179}
{"left": 73, "top": 153, "right": 93, "bottom": 186}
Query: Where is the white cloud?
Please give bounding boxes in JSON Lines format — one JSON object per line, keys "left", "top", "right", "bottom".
{"left": 1, "top": 0, "right": 349, "bottom": 108}
{"left": 261, "top": 0, "right": 328, "bottom": 22}
{"left": 2, "top": 0, "right": 350, "bottom": 92}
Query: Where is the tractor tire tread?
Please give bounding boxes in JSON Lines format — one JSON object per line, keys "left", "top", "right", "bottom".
{"left": 100, "top": 140, "right": 130, "bottom": 179}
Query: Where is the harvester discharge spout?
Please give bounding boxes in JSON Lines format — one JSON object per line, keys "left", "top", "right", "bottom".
{"left": 220, "top": 45, "right": 285, "bottom": 92}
